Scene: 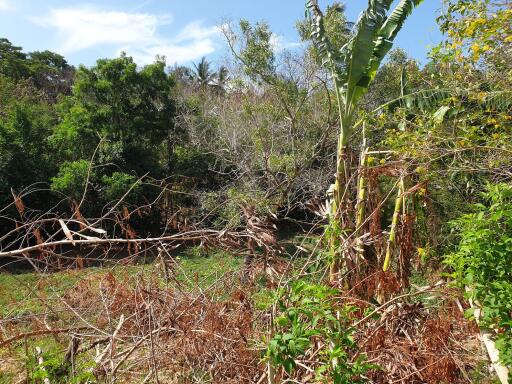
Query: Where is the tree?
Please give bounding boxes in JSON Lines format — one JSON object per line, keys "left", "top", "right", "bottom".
{"left": 0, "top": 101, "right": 57, "bottom": 208}
{"left": 305, "top": 0, "right": 424, "bottom": 279}
{"left": 192, "top": 56, "right": 216, "bottom": 87}
{"left": 212, "top": 65, "right": 230, "bottom": 93}
{"left": 0, "top": 38, "right": 29, "bottom": 80}
{"left": 53, "top": 54, "right": 176, "bottom": 177}
{"left": 190, "top": 57, "right": 230, "bottom": 94}
{"left": 178, "top": 19, "right": 340, "bottom": 227}
{"left": 0, "top": 39, "right": 75, "bottom": 100}
{"left": 28, "top": 50, "right": 75, "bottom": 101}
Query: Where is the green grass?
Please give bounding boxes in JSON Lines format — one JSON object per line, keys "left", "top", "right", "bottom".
{"left": 0, "top": 334, "right": 97, "bottom": 384}
{"left": 0, "top": 247, "right": 243, "bottom": 318}
{"left": 172, "top": 246, "right": 243, "bottom": 288}
{"left": 0, "top": 265, "right": 141, "bottom": 318}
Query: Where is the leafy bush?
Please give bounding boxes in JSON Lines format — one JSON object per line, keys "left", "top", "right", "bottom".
{"left": 26, "top": 345, "right": 95, "bottom": 384}
{"left": 51, "top": 160, "right": 93, "bottom": 202}
{"left": 172, "top": 145, "right": 215, "bottom": 181}
{"left": 445, "top": 183, "right": 512, "bottom": 368}
{"left": 101, "top": 172, "right": 139, "bottom": 204}
{"left": 265, "top": 280, "right": 373, "bottom": 383}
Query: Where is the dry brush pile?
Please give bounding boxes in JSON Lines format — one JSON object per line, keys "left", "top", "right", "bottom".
{"left": 0, "top": 262, "right": 263, "bottom": 383}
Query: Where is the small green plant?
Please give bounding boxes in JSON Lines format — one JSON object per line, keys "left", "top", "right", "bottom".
{"left": 26, "top": 346, "right": 96, "bottom": 384}
{"left": 445, "top": 183, "right": 512, "bottom": 371}
{"left": 265, "top": 280, "right": 373, "bottom": 383}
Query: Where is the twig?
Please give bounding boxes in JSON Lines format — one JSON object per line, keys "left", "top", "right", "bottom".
{"left": 93, "top": 314, "right": 125, "bottom": 375}
{"left": 0, "top": 327, "right": 89, "bottom": 348}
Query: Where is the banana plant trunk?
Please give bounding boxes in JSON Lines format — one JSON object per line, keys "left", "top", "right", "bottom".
{"left": 355, "top": 129, "right": 368, "bottom": 263}
{"left": 383, "top": 177, "right": 405, "bottom": 272}
{"left": 329, "top": 116, "right": 351, "bottom": 280}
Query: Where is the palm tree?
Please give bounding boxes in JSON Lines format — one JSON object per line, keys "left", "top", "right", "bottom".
{"left": 216, "top": 66, "right": 229, "bottom": 86}
{"left": 191, "top": 57, "right": 230, "bottom": 93}
{"left": 306, "top": 0, "right": 424, "bottom": 279}
{"left": 213, "top": 65, "right": 230, "bottom": 93}
{"left": 192, "top": 57, "right": 216, "bottom": 87}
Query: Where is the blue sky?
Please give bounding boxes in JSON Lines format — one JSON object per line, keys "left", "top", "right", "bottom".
{"left": 0, "top": 0, "right": 444, "bottom": 67}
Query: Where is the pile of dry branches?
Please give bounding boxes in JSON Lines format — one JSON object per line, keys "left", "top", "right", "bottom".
{"left": 359, "top": 294, "right": 484, "bottom": 383}
{"left": 1, "top": 266, "right": 262, "bottom": 383}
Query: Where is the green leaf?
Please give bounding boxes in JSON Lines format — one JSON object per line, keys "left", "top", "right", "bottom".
{"left": 433, "top": 105, "right": 452, "bottom": 124}
{"left": 283, "top": 358, "right": 295, "bottom": 374}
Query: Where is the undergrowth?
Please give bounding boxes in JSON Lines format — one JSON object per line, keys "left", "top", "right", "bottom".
{"left": 445, "top": 183, "right": 512, "bottom": 371}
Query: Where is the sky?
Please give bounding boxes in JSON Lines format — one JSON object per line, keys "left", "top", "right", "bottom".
{"left": 0, "top": 0, "right": 445, "bottom": 68}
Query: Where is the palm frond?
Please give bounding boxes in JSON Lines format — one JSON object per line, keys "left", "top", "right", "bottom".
{"left": 377, "top": 89, "right": 512, "bottom": 114}
{"left": 306, "top": 0, "right": 348, "bottom": 86}
{"left": 482, "top": 91, "right": 512, "bottom": 111}
{"left": 379, "top": 88, "right": 452, "bottom": 112}
{"left": 192, "top": 57, "right": 215, "bottom": 86}
{"left": 307, "top": 0, "right": 423, "bottom": 132}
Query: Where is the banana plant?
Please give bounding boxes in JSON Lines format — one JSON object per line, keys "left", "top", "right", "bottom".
{"left": 306, "top": 0, "right": 423, "bottom": 277}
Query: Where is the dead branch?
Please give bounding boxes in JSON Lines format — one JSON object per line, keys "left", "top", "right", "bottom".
{"left": 0, "top": 327, "right": 90, "bottom": 348}
{"left": 0, "top": 229, "right": 242, "bottom": 258}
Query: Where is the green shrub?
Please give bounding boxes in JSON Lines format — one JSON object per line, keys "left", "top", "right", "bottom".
{"left": 172, "top": 145, "right": 214, "bottom": 180}
{"left": 101, "top": 172, "right": 139, "bottom": 203}
{"left": 265, "top": 280, "right": 373, "bottom": 383}
{"left": 445, "top": 183, "right": 512, "bottom": 369}
{"left": 51, "top": 160, "right": 93, "bottom": 202}
{"left": 26, "top": 344, "right": 96, "bottom": 384}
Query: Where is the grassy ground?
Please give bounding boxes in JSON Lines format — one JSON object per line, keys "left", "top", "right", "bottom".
{"left": 0, "top": 247, "right": 243, "bottom": 317}
{"left": 0, "top": 244, "right": 498, "bottom": 384}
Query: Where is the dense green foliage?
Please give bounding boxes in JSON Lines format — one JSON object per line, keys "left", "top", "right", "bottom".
{"left": 0, "top": 45, "right": 183, "bottom": 233}
{"left": 54, "top": 55, "right": 175, "bottom": 172}
{"left": 446, "top": 184, "right": 512, "bottom": 368}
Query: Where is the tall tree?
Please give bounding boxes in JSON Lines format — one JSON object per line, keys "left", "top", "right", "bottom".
{"left": 306, "top": 0, "right": 424, "bottom": 279}
{"left": 53, "top": 54, "right": 176, "bottom": 177}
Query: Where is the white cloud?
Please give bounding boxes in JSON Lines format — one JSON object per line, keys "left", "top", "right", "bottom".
{"left": 124, "top": 22, "right": 220, "bottom": 65}
{"left": 0, "top": 0, "right": 15, "bottom": 11}
{"left": 270, "top": 34, "right": 303, "bottom": 52}
{"left": 122, "top": 37, "right": 217, "bottom": 66}
{"left": 175, "top": 21, "right": 219, "bottom": 43}
{"left": 29, "top": 6, "right": 168, "bottom": 53}
{"left": 29, "top": 5, "right": 220, "bottom": 65}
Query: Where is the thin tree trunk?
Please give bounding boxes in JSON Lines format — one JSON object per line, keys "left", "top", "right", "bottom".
{"left": 383, "top": 178, "right": 404, "bottom": 272}
{"left": 355, "top": 125, "right": 368, "bottom": 263}
{"left": 329, "top": 113, "right": 350, "bottom": 281}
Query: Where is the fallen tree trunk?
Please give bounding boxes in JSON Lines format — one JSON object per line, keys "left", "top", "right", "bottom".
{"left": 0, "top": 229, "right": 243, "bottom": 259}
